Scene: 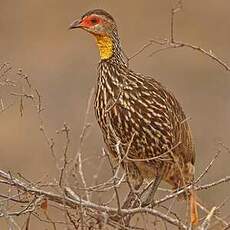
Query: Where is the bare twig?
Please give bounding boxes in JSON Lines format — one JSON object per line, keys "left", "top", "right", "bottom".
{"left": 59, "top": 123, "right": 71, "bottom": 187}
{"left": 195, "top": 150, "right": 221, "bottom": 184}
{"left": 69, "top": 87, "right": 95, "bottom": 201}
{"left": 105, "top": 151, "right": 122, "bottom": 215}
{"left": 197, "top": 202, "right": 228, "bottom": 227}
{"left": 199, "top": 207, "right": 217, "bottom": 230}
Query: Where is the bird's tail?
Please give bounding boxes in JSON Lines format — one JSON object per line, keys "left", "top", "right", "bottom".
{"left": 190, "top": 189, "right": 199, "bottom": 225}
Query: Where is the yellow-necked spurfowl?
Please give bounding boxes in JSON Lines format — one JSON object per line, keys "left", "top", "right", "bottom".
{"left": 69, "top": 9, "right": 198, "bottom": 224}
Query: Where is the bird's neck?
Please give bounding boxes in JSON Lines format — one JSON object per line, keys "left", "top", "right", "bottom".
{"left": 95, "top": 32, "right": 127, "bottom": 65}
{"left": 95, "top": 35, "right": 113, "bottom": 60}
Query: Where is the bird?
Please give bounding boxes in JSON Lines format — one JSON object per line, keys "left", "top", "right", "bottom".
{"left": 69, "top": 9, "right": 198, "bottom": 224}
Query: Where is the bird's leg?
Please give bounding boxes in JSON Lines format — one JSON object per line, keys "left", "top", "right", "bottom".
{"left": 122, "top": 162, "right": 143, "bottom": 209}
{"left": 141, "top": 166, "right": 165, "bottom": 207}
{"left": 122, "top": 190, "right": 137, "bottom": 209}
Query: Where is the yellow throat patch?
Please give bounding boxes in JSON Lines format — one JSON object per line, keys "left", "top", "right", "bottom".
{"left": 95, "top": 35, "right": 113, "bottom": 60}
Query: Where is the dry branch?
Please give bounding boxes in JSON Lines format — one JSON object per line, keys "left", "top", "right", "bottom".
{"left": 0, "top": 165, "right": 230, "bottom": 229}
{"left": 128, "top": 0, "right": 230, "bottom": 73}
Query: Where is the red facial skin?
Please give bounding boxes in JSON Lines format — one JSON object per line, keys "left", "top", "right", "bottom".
{"left": 80, "top": 15, "right": 102, "bottom": 28}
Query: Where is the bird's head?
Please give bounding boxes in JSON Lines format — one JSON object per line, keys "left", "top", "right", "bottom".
{"left": 69, "top": 9, "right": 116, "bottom": 36}
{"left": 69, "top": 9, "right": 118, "bottom": 60}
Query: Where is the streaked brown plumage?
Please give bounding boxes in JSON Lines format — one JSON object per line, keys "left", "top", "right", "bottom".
{"left": 69, "top": 9, "right": 197, "bottom": 222}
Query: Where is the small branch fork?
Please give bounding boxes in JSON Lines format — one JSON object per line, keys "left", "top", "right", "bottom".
{"left": 128, "top": 0, "right": 230, "bottom": 72}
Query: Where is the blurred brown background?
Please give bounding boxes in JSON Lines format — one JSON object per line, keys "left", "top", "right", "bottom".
{"left": 1, "top": 0, "right": 230, "bottom": 229}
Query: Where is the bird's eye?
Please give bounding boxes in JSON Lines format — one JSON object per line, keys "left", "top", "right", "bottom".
{"left": 90, "top": 18, "right": 98, "bottom": 24}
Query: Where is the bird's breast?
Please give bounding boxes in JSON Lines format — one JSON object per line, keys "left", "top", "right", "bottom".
{"left": 94, "top": 78, "right": 174, "bottom": 160}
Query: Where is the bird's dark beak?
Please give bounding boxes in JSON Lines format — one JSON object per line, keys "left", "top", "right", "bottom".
{"left": 69, "top": 19, "right": 82, "bottom": 30}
